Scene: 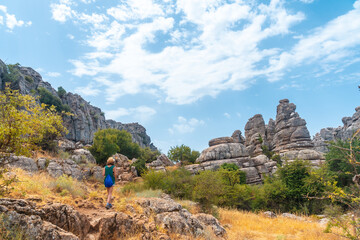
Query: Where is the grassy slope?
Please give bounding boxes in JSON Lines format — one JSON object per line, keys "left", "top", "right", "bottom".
{"left": 3, "top": 168, "right": 344, "bottom": 240}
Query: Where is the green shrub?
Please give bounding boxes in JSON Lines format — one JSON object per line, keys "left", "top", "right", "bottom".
{"left": 25, "top": 75, "right": 33, "bottom": 83}
{"left": 192, "top": 170, "right": 225, "bottom": 212}
{"left": 57, "top": 86, "right": 66, "bottom": 98}
{"left": 49, "top": 175, "right": 86, "bottom": 198}
{"left": 131, "top": 158, "right": 147, "bottom": 176}
{"left": 139, "top": 147, "right": 161, "bottom": 163}
{"left": 3, "top": 64, "right": 20, "bottom": 84}
{"left": 90, "top": 129, "right": 141, "bottom": 165}
{"left": 325, "top": 139, "right": 360, "bottom": 187}
{"left": 37, "top": 87, "right": 71, "bottom": 113}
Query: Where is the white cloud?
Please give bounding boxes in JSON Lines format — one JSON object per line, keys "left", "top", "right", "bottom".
{"left": 75, "top": 83, "right": 101, "bottom": 96}
{"left": 169, "top": 116, "right": 205, "bottom": 134}
{"left": 267, "top": 0, "right": 360, "bottom": 80}
{"left": 0, "top": 5, "right": 7, "bottom": 13}
{"left": 67, "top": 34, "right": 75, "bottom": 39}
{"left": 299, "top": 0, "right": 314, "bottom": 3}
{"left": 105, "top": 106, "right": 156, "bottom": 123}
{"left": 224, "top": 113, "right": 231, "bottom": 119}
{"left": 47, "top": 72, "right": 61, "bottom": 77}
{"left": 52, "top": 0, "right": 360, "bottom": 105}
{"left": 50, "top": 3, "right": 73, "bottom": 23}
{"left": 0, "top": 5, "right": 31, "bottom": 30}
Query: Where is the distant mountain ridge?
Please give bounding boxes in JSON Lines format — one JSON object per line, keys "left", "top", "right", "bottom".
{"left": 0, "top": 59, "right": 156, "bottom": 150}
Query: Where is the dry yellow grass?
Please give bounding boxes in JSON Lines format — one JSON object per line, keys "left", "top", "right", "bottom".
{"left": 219, "top": 208, "right": 344, "bottom": 240}
{"left": 3, "top": 168, "right": 348, "bottom": 240}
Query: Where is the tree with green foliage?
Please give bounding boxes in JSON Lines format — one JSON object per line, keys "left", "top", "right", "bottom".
{"left": 325, "top": 139, "right": 360, "bottom": 187}
{"left": 37, "top": 87, "right": 71, "bottom": 113}
{"left": 57, "top": 86, "right": 66, "bottom": 98}
{"left": 167, "top": 144, "right": 200, "bottom": 165}
{"left": 0, "top": 85, "right": 67, "bottom": 195}
{"left": 89, "top": 129, "right": 141, "bottom": 165}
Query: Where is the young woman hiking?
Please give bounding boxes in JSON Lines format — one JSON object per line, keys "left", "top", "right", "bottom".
{"left": 102, "top": 157, "right": 117, "bottom": 209}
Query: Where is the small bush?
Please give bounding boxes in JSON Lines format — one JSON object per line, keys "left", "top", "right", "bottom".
{"left": 58, "top": 150, "right": 70, "bottom": 160}
{"left": 25, "top": 75, "right": 33, "bottom": 83}
{"left": 57, "top": 86, "right": 66, "bottom": 98}
{"left": 49, "top": 175, "right": 86, "bottom": 198}
{"left": 131, "top": 159, "right": 147, "bottom": 176}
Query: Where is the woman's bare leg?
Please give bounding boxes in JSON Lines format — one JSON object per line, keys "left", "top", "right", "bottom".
{"left": 107, "top": 186, "right": 114, "bottom": 204}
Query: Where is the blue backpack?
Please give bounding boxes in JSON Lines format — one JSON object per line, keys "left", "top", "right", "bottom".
{"left": 104, "top": 174, "right": 114, "bottom": 187}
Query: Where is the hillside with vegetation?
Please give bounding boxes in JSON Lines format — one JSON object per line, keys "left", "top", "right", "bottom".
{"left": 1, "top": 62, "right": 360, "bottom": 240}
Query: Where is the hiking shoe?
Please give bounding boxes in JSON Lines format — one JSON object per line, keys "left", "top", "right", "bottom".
{"left": 109, "top": 203, "right": 113, "bottom": 209}
{"left": 105, "top": 203, "right": 110, "bottom": 209}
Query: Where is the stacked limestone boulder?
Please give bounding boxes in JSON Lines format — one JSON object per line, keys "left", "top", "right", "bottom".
{"left": 186, "top": 99, "right": 325, "bottom": 184}
{"left": 185, "top": 130, "right": 277, "bottom": 184}
{"left": 146, "top": 154, "right": 174, "bottom": 172}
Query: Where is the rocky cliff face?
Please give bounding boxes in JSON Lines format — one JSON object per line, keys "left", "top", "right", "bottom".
{"left": 0, "top": 60, "right": 155, "bottom": 149}
{"left": 314, "top": 106, "right": 360, "bottom": 152}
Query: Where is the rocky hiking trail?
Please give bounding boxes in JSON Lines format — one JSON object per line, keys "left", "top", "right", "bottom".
{"left": 0, "top": 194, "right": 227, "bottom": 240}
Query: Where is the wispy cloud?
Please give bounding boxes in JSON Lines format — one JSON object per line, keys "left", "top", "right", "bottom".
{"left": 47, "top": 72, "right": 61, "bottom": 77}
{"left": 267, "top": 0, "right": 360, "bottom": 80}
{"left": 75, "top": 83, "right": 101, "bottom": 97}
{"left": 0, "top": 5, "right": 32, "bottom": 30}
{"left": 105, "top": 106, "right": 156, "bottom": 123}
{"left": 224, "top": 113, "right": 231, "bottom": 119}
{"left": 169, "top": 116, "right": 205, "bottom": 134}
{"left": 50, "top": 0, "right": 360, "bottom": 105}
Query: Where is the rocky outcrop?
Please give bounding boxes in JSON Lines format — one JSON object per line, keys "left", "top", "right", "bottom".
{"left": 196, "top": 143, "right": 249, "bottom": 163}
{"left": 314, "top": 106, "right": 360, "bottom": 152}
{"left": 280, "top": 149, "right": 325, "bottom": 166}
{"left": 245, "top": 114, "right": 266, "bottom": 156}
{"left": 272, "top": 99, "right": 313, "bottom": 152}
{"left": 0, "top": 196, "right": 226, "bottom": 240}
{"left": 137, "top": 194, "right": 226, "bottom": 238}
{"left": 187, "top": 154, "right": 277, "bottom": 184}
{"left": 0, "top": 199, "right": 79, "bottom": 240}
{"left": 146, "top": 154, "right": 174, "bottom": 172}
{"left": 112, "top": 153, "right": 138, "bottom": 183}
{"left": 209, "top": 137, "right": 234, "bottom": 147}
{"left": 0, "top": 60, "right": 155, "bottom": 149}
{"left": 231, "top": 130, "right": 245, "bottom": 144}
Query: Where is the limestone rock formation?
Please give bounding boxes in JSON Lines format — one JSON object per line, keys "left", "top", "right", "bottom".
{"left": 0, "top": 199, "right": 79, "bottom": 240}
{"left": 272, "top": 99, "right": 313, "bottom": 152}
{"left": 245, "top": 114, "right": 266, "bottom": 156}
{"left": 147, "top": 154, "right": 174, "bottom": 172}
{"left": 0, "top": 60, "right": 156, "bottom": 149}
{"left": 231, "top": 130, "right": 245, "bottom": 144}
{"left": 314, "top": 106, "right": 360, "bottom": 152}
{"left": 196, "top": 143, "right": 249, "bottom": 163}
{"left": 0, "top": 196, "right": 226, "bottom": 240}
{"left": 112, "top": 153, "right": 139, "bottom": 183}
{"left": 280, "top": 149, "right": 325, "bottom": 166}
{"left": 209, "top": 137, "right": 234, "bottom": 147}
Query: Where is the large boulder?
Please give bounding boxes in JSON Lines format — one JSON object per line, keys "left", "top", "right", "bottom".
{"left": 41, "top": 204, "right": 90, "bottom": 239}
{"left": 7, "top": 155, "right": 38, "bottom": 172}
{"left": 196, "top": 143, "right": 249, "bottom": 163}
{"left": 47, "top": 159, "right": 84, "bottom": 180}
{"left": 209, "top": 137, "right": 234, "bottom": 147}
{"left": 70, "top": 149, "right": 96, "bottom": 165}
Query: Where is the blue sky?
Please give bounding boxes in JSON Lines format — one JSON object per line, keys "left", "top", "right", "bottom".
{"left": 1, "top": 0, "right": 360, "bottom": 153}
